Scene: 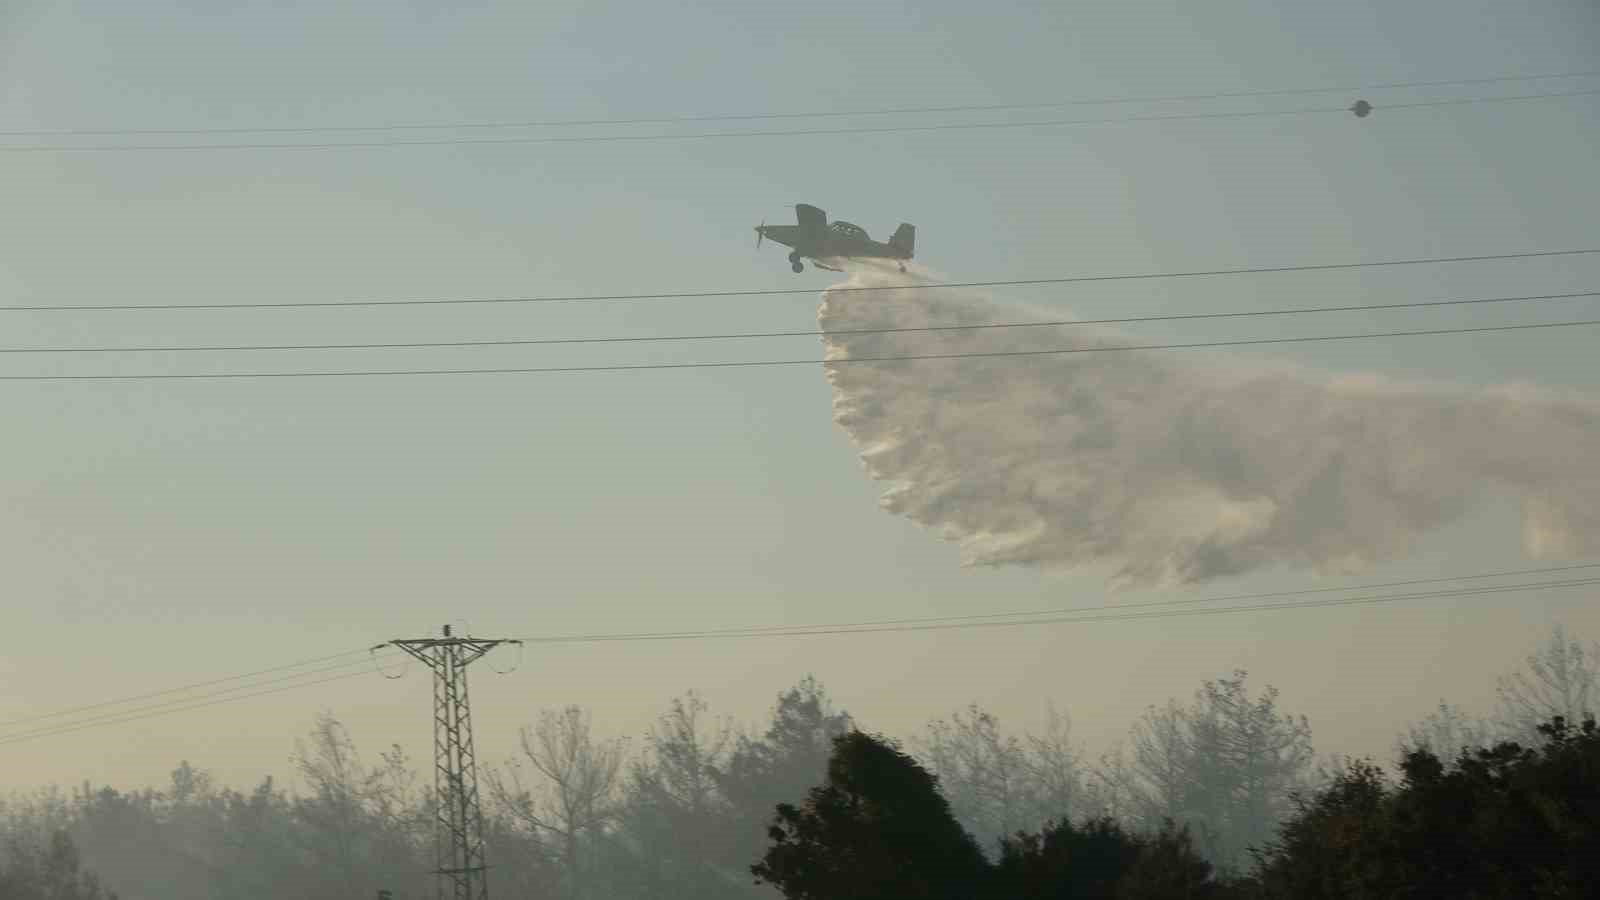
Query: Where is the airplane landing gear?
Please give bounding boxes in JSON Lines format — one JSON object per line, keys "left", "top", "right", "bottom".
{"left": 898, "top": 263, "right": 907, "bottom": 273}
{"left": 792, "top": 261, "right": 805, "bottom": 273}
{"left": 789, "top": 251, "right": 804, "bottom": 273}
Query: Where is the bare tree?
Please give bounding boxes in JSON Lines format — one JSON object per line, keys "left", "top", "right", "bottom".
{"left": 1117, "top": 672, "right": 1312, "bottom": 872}
{"left": 1127, "top": 699, "right": 1193, "bottom": 827}
{"left": 490, "top": 706, "right": 626, "bottom": 900}
{"left": 918, "top": 703, "right": 1027, "bottom": 852}
{"left": 1494, "top": 624, "right": 1599, "bottom": 743}
{"left": 617, "top": 691, "right": 741, "bottom": 898}
{"left": 1397, "top": 700, "right": 1495, "bottom": 759}
{"left": 634, "top": 691, "right": 730, "bottom": 820}
{"left": 1191, "top": 672, "right": 1312, "bottom": 868}
{"left": 1084, "top": 744, "right": 1138, "bottom": 824}
{"left": 290, "top": 712, "right": 366, "bottom": 897}
{"left": 1019, "top": 705, "right": 1090, "bottom": 828}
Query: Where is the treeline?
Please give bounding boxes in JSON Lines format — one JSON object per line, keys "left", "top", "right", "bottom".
{"left": 1, "top": 626, "right": 1595, "bottom": 900}
{"left": 755, "top": 714, "right": 1600, "bottom": 899}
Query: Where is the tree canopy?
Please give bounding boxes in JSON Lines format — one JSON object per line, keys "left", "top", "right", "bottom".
{"left": 752, "top": 730, "right": 989, "bottom": 900}
{"left": 0, "top": 829, "right": 117, "bottom": 900}
{"left": 1252, "top": 716, "right": 1600, "bottom": 899}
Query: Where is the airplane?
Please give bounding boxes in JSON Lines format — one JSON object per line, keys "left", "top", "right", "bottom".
{"left": 755, "top": 204, "right": 915, "bottom": 273}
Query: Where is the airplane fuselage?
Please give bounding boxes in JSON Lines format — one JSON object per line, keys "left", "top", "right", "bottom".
{"left": 754, "top": 226, "right": 909, "bottom": 261}
{"left": 756, "top": 204, "right": 915, "bottom": 273}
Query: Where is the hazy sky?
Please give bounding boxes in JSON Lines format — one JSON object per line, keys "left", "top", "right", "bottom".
{"left": 2, "top": 0, "right": 1598, "bottom": 793}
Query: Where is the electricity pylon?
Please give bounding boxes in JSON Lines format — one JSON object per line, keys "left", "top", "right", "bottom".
{"left": 385, "top": 626, "right": 521, "bottom": 900}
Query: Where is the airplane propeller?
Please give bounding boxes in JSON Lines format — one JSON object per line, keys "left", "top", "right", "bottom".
{"left": 755, "top": 220, "right": 765, "bottom": 250}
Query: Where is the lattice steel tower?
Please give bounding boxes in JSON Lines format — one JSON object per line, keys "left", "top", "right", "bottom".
{"left": 387, "top": 626, "right": 521, "bottom": 900}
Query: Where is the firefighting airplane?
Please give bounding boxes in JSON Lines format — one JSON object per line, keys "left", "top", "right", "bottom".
{"left": 755, "top": 204, "right": 916, "bottom": 273}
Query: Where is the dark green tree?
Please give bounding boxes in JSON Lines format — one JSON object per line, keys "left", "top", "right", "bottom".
{"left": 996, "top": 817, "right": 1218, "bottom": 900}
{"left": 995, "top": 817, "right": 1140, "bottom": 900}
{"left": 1245, "top": 759, "right": 1389, "bottom": 898}
{"left": 714, "top": 676, "right": 854, "bottom": 888}
{"left": 752, "top": 730, "right": 989, "bottom": 900}
{"left": 1250, "top": 716, "right": 1600, "bottom": 898}
{"left": 1117, "top": 820, "right": 1225, "bottom": 900}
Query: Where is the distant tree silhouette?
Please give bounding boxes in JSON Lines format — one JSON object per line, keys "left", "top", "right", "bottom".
{"left": 1494, "top": 624, "right": 1600, "bottom": 743}
{"left": 487, "top": 705, "right": 626, "bottom": 900}
{"left": 1018, "top": 706, "right": 1099, "bottom": 836}
{"left": 0, "top": 829, "right": 117, "bottom": 900}
{"left": 918, "top": 703, "right": 1028, "bottom": 850}
{"left": 1115, "top": 670, "right": 1312, "bottom": 871}
{"left": 10, "top": 640, "right": 1595, "bottom": 900}
{"left": 1395, "top": 699, "right": 1495, "bottom": 758}
{"left": 918, "top": 703, "right": 1104, "bottom": 854}
{"left": 717, "top": 676, "right": 854, "bottom": 887}
{"left": 752, "top": 730, "right": 988, "bottom": 900}
{"left": 611, "top": 690, "right": 743, "bottom": 899}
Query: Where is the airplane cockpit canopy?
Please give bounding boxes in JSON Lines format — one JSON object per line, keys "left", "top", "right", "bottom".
{"left": 829, "top": 221, "right": 869, "bottom": 240}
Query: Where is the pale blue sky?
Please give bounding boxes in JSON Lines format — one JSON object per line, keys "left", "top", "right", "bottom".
{"left": 2, "top": 0, "right": 1597, "bottom": 791}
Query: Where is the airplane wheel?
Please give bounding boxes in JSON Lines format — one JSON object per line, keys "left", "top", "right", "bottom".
{"left": 791, "top": 261, "right": 805, "bottom": 273}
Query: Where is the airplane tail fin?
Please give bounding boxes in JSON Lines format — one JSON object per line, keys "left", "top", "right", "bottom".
{"left": 889, "top": 223, "right": 915, "bottom": 257}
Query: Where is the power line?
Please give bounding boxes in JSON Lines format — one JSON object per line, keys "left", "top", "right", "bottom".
{"left": 519, "top": 577, "right": 1600, "bottom": 644}
{"left": 3, "top": 318, "right": 1596, "bottom": 382}
{"left": 522, "top": 563, "right": 1600, "bottom": 641}
{"left": 0, "top": 665, "right": 393, "bottom": 748}
{"left": 0, "top": 654, "right": 403, "bottom": 742}
{"left": 0, "top": 646, "right": 371, "bottom": 729}
{"left": 5, "top": 290, "right": 1593, "bottom": 355}
{"left": 1380, "top": 88, "right": 1599, "bottom": 111}
{"left": 5, "top": 89, "right": 1595, "bottom": 153}
{"left": 7, "top": 69, "right": 1594, "bottom": 137}
{"left": 5, "top": 565, "right": 1596, "bottom": 747}
{"left": 6, "top": 248, "right": 1594, "bottom": 313}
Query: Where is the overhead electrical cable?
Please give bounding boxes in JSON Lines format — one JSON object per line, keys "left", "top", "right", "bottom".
{"left": 1377, "top": 87, "right": 1599, "bottom": 111}
{"left": 519, "top": 577, "right": 1600, "bottom": 645}
{"left": 4, "top": 565, "right": 1596, "bottom": 747}
{"left": 6, "top": 248, "right": 1594, "bottom": 312}
{"left": 4, "top": 290, "right": 1593, "bottom": 355}
{"left": 6, "top": 68, "right": 1594, "bottom": 137}
{"left": 0, "top": 666, "right": 394, "bottom": 747}
{"left": 0, "top": 646, "right": 372, "bottom": 729}
{"left": 0, "top": 653, "right": 404, "bottom": 742}
{"left": 4, "top": 89, "right": 1595, "bottom": 153}
{"left": 523, "top": 563, "right": 1600, "bottom": 641}
{"left": 3, "top": 319, "right": 1596, "bottom": 381}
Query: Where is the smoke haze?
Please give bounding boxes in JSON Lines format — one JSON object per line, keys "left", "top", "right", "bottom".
{"left": 819, "top": 266, "right": 1600, "bottom": 586}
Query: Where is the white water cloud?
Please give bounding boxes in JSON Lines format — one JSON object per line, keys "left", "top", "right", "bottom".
{"left": 818, "top": 265, "right": 1600, "bottom": 586}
